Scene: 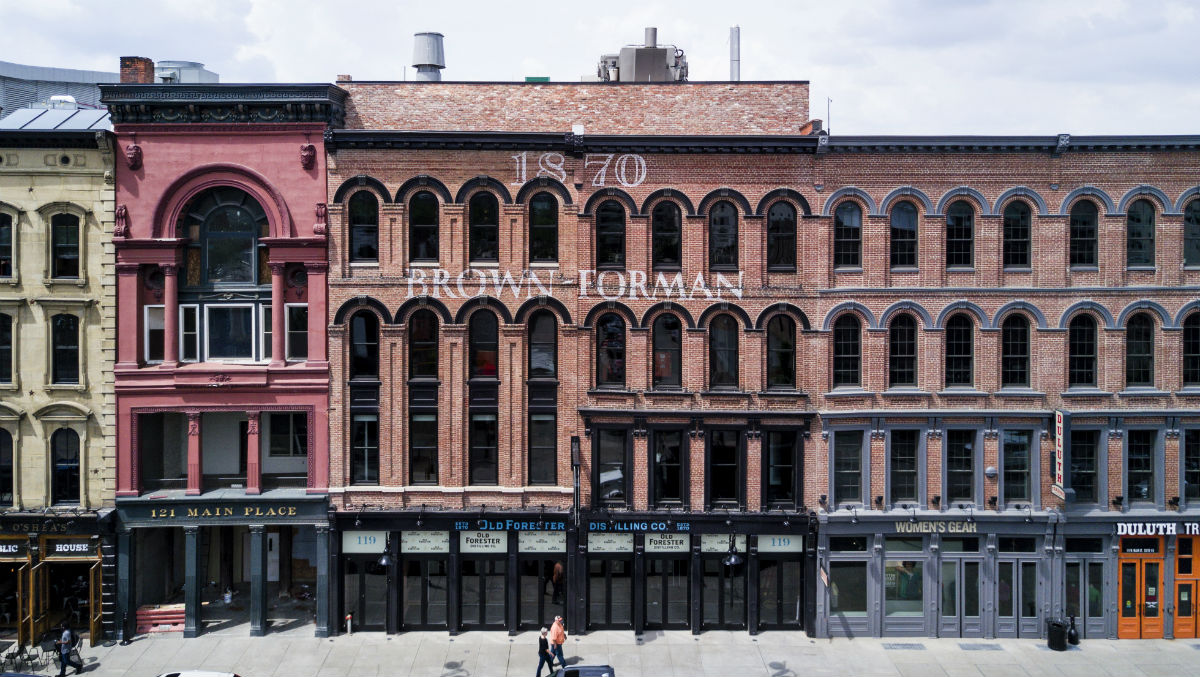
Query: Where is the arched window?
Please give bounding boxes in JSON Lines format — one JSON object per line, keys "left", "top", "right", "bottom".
{"left": 767, "top": 202, "right": 797, "bottom": 271}
{"left": 944, "top": 313, "right": 974, "bottom": 387}
{"left": 1185, "top": 200, "right": 1200, "bottom": 267}
{"left": 470, "top": 311, "right": 499, "bottom": 378}
{"left": 1002, "top": 202, "right": 1031, "bottom": 269}
{"left": 1127, "top": 199, "right": 1156, "bottom": 267}
{"left": 596, "top": 201, "right": 626, "bottom": 269}
{"left": 0, "top": 312, "right": 10, "bottom": 384}
{"left": 1069, "top": 201, "right": 1098, "bottom": 267}
{"left": 1068, "top": 315, "right": 1097, "bottom": 387}
{"left": 51, "top": 428, "right": 80, "bottom": 505}
{"left": 833, "top": 202, "right": 861, "bottom": 268}
{"left": 528, "top": 310, "right": 557, "bottom": 378}
{"left": 0, "top": 428, "right": 12, "bottom": 506}
{"left": 51, "top": 213, "right": 80, "bottom": 279}
{"left": 832, "top": 315, "right": 861, "bottom": 388}
{"left": 651, "top": 202, "right": 682, "bottom": 270}
{"left": 1001, "top": 315, "right": 1030, "bottom": 387}
{"left": 652, "top": 314, "right": 682, "bottom": 388}
{"left": 51, "top": 313, "right": 78, "bottom": 384}
{"left": 179, "top": 187, "right": 269, "bottom": 286}
{"left": 348, "top": 191, "right": 379, "bottom": 262}
{"left": 709, "top": 314, "right": 739, "bottom": 389}
{"left": 408, "top": 309, "right": 438, "bottom": 379}
{"left": 409, "top": 190, "right": 439, "bottom": 262}
{"left": 708, "top": 201, "right": 738, "bottom": 269}
{"left": 0, "top": 212, "right": 12, "bottom": 277}
{"left": 469, "top": 192, "right": 499, "bottom": 262}
{"left": 1126, "top": 312, "right": 1154, "bottom": 387}
{"left": 946, "top": 200, "right": 974, "bottom": 268}
{"left": 1185, "top": 313, "right": 1200, "bottom": 386}
{"left": 596, "top": 313, "right": 626, "bottom": 388}
{"left": 888, "top": 313, "right": 917, "bottom": 388}
{"left": 348, "top": 311, "right": 379, "bottom": 380}
{"left": 890, "top": 201, "right": 918, "bottom": 269}
{"left": 529, "top": 192, "right": 558, "bottom": 263}
{"left": 766, "top": 314, "right": 796, "bottom": 389}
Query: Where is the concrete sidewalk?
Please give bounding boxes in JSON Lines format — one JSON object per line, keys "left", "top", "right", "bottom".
{"left": 20, "top": 630, "right": 1200, "bottom": 677}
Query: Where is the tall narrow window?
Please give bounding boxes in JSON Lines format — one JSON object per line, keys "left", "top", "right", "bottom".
{"left": 652, "top": 314, "right": 682, "bottom": 389}
{"left": 1070, "top": 429, "right": 1099, "bottom": 503}
{"left": 528, "top": 413, "right": 556, "bottom": 485}
{"left": 349, "top": 311, "right": 379, "bottom": 379}
{"left": 1069, "top": 201, "right": 1098, "bottom": 267}
{"left": 888, "top": 314, "right": 917, "bottom": 388}
{"left": 1000, "top": 315, "right": 1030, "bottom": 387}
{"left": 765, "top": 430, "right": 798, "bottom": 506}
{"left": 890, "top": 201, "right": 918, "bottom": 268}
{"left": 651, "top": 202, "right": 681, "bottom": 270}
{"left": 1127, "top": 199, "right": 1155, "bottom": 267}
{"left": 51, "top": 213, "right": 80, "bottom": 278}
{"left": 595, "top": 429, "right": 628, "bottom": 507}
{"left": 708, "top": 314, "right": 738, "bottom": 389}
{"left": 1002, "top": 430, "right": 1032, "bottom": 504}
{"left": 944, "top": 314, "right": 973, "bottom": 387}
{"left": 409, "top": 190, "right": 439, "bottom": 262}
{"left": 1185, "top": 430, "right": 1200, "bottom": 501}
{"left": 1186, "top": 201, "right": 1200, "bottom": 267}
{"left": 833, "top": 202, "right": 862, "bottom": 268}
{"left": 0, "top": 312, "right": 11, "bottom": 384}
{"left": 529, "top": 192, "right": 558, "bottom": 263}
{"left": 945, "top": 429, "right": 976, "bottom": 504}
{"left": 1127, "top": 429, "right": 1157, "bottom": 503}
{"left": 708, "top": 429, "right": 741, "bottom": 508}
{"left": 652, "top": 429, "right": 685, "bottom": 506}
{"left": 51, "top": 428, "right": 80, "bottom": 504}
{"left": 889, "top": 430, "right": 920, "bottom": 504}
{"left": 286, "top": 305, "right": 308, "bottom": 360}
{"left": 409, "top": 309, "right": 438, "bottom": 378}
{"left": 528, "top": 311, "right": 557, "bottom": 378}
{"left": 470, "top": 311, "right": 499, "bottom": 379}
{"left": 0, "top": 213, "right": 12, "bottom": 277}
{"left": 1002, "top": 202, "right": 1031, "bottom": 269}
{"left": 1068, "top": 315, "right": 1097, "bottom": 387}
{"left": 51, "top": 313, "right": 79, "bottom": 384}
{"left": 469, "top": 192, "right": 499, "bottom": 262}
{"left": 708, "top": 201, "right": 738, "bottom": 269}
{"left": 596, "top": 313, "right": 626, "bottom": 388}
{"left": 348, "top": 191, "right": 379, "bottom": 262}
{"left": 0, "top": 429, "right": 11, "bottom": 506}
{"left": 595, "top": 201, "right": 626, "bottom": 269}
{"left": 832, "top": 315, "right": 861, "bottom": 388}
{"left": 766, "top": 202, "right": 797, "bottom": 271}
{"left": 1125, "top": 313, "right": 1154, "bottom": 387}
{"left": 469, "top": 412, "right": 498, "bottom": 485}
{"left": 946, "top": 201, "right": 974, "bottom": 268}
{"left": 1185, "top": 313, "right": 1200, "bottom": 387}
{"left": 350, "top": 414, "right": 378, "bottom": 484}
{"left": 410, "top": 412, "right": 438, "bottom": 484}
{"left": 833, "top": 430, "right": 863, "bottom": 505}
{"left": 766, "top": 315, "right": 796, "bottom": 389}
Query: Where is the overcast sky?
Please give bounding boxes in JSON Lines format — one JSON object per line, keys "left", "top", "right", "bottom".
{"left": 3, "top": 0, "right": 1197, "bottom": 134}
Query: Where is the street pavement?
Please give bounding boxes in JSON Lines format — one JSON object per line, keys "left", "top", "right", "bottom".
{"left": 16, "top": 630, "right": 1200, "bottom": 677}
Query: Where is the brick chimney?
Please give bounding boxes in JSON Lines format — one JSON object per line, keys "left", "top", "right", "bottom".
{"left": 120, "top": 56, "right": 155, "bottom": 84}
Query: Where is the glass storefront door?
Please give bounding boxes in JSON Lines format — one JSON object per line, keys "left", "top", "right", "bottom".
{"left": 342, "top": 557, "right": 387, "bottom": 631}
{"left": 587, "top": 558, "right": 633, "bottom": 629}
{"left": 995, "top": 560, "right": 1040, "bottom": 637}
{"left": 645, "top": 557, "right": 689, "bottom": 630}
{"left": 401, "top": 558, "right": 448, "bottom": 630}
{"left": 518, "top": 557, "right": 566, "bottom": 630}
{"left": 1064, "top": 560, "right": 1105, "bottom": 639}
{"left": 1176, "top": 536, "right": 1197, "bottom": 639}
{"left": 758, "top": 559, "right": 803, "bottom": 630}
{"left": 460, "top": 558, "right": 506, "bottom": 630}
{"left": 938, "top": 559, "right": 981, "bottom": 637}
{"left": 701, "top": 558, "right": 746, "bottom": 629}
{"left": 1117, "top": 536, "right": 1164, "bottom": 639}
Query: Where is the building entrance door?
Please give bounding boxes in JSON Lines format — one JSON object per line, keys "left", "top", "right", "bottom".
{"left": 1175, "top": 536, "right": 1198, "bottom": 640}
{"left": 701, "top": 558, "right": 746, "bottom": 630}
{"left": 518, "top": 557, "right": 565, "bottom": 630}
{"left": 644, "top": 557, "right": 689, "bottom": 630}
{"left": 995, "top": 560, "right": 1039, "bottom": 637}
{"left": 342, "top": 557, "right": 387, "bottom": 631}
{"left": 587, "top": 558, "right": 633, "bottom": 630}
{"left": 1064, "top": 560, "right": 1105, "bottom": 638}
{"left": 1117, "top": 536, "right": 1164, "bottom": 639}
{"left": 400, "top": 558, "right": 449, "bottom": 630}
{"left": 460, "top": 558, "right": 506, "bottom": 630}
{"left": 939, "top": 559, "right": 982, "bottom": 637}
{"left": 757, "top": 558, "right": 803, "bottom": 630}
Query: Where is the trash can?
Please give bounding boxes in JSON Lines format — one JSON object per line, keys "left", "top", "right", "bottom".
{"left": 1046, "top": 619, "right": 1068, "bottom": 651}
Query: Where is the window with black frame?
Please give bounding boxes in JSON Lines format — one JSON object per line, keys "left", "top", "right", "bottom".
{"left": 652, "top": 314, "right": 682, "bottom": 389}
{"left": 596, "top": 313, "right": 626, "bottom": 388}
{"left": 766, "top": 315, "right": 796, "bottom": 389}
{"left": 1069, "top": 201, "right": 1098, "bottom": 267}
{"left": 51, "top": 428, "right": 79, "bottom": 505}
{"left": 469, "top": 192, "right": 499, "bottom": 262}
{"left": 0, "top": 212, "right": 12, "bottom": 277}
{"left": 529, "top": 192, "right": 558, "bottom": 263}
{"left": 708, "top": 201, "right": 738, "bottom": 269}
{"left": 0, "top": 428, "right": 11, "bottom": 506}
{"left": 409, "top": 191, "right": 439, "bottom": 262}
{"left": 1070, "top": 429, "right": 1099, "bottom": 504}
{"left": 348, "top": 191, "right": 379, "bottom": 262}
{"left": 946, "top": 201, "right": 974, "bottom": 268}
{"left": 1126, "top": 199, "right": 1155, "bottom": 267}
{"left": 1002, "top": 202, "right": 1031, "bottom": 269}
{"left": 1185, "top": 430, "right": 1200, "bottom": 501}
{"left": 1187, "top": 201, "right": 1200, "bottom": 267}
{"left": 651, "top": 429, "right": 685, "bottom": 507}
{"left": 528, "top": 311, "right": 557, "bottom": 379}
{"left": 50, "top": 213, "right": 79, "bottom": 279}
{"left": 651, "top": 202, "right": 682, "bottom": 270}
{"left": 707, "top": 429, "right": 741, "bottom": 508}
{"left": 832, "top": 315, "right": 861, "bottom": 388}
{"left": 595, "top": 201, "right": 626, "bottom": 269}
{"left": 268, "top": 412, "right": 308, "bottom": 457}
{"left": 889, "top": 430, "right": 920, "bottom": 504}
{"left": 944, "top": 314, "right": 973, "bottom": 388}
{"left": 1068, "top": 315, "right": 1097, "bottom": 387}
{"left": 350, "top": 414, "right": 378, "bottom": 485}
{"left": 0, "top": 312, "right": 10, "bottom": 384}
{"left": 595, "top": 428, "right": 628, "bottom": 507}
{"left": 1125, "top": 313, "right": 1154, "bottom": 387}
{"left": 469, "top": 311, "right": 499, "bottom": 485}
{"left": 409, "top": 309, "right": 438, "bottom": 484}
{"left": 1127, "top": 429, "right": 1156, "bottom": 503}
{"left": 1000, "top": 315, "right": 1030, "bottom": 388}
{"left": 349, "top": 311, "right": 379, "bottom": 380}
{"left": 833, "top": 430, "right": 863, "bottom": 505}
{"left": 470, "top": 311, "right": 499, "bottom": 379}
{"left": 708, "top": 314, "right": 738, "bottom": 389}
{"left": 51, "top": 313, "right": 79, "bottom": 384}
{"left": 888, "top": 313, "right": 917, "bottom": 388}
{"left": 767, "top": 202, "right": 797, "bottom": 271}
{"left": 286, "top": 305, "right": 308, "bottom": 360}
{"left": 945, "top": 429, "right": 976, "bottom": 504}
{"left": 764, "top": 430, "right": 798, "bottom": 507}
{"left": 1185, "top": 313, "right": 1200, "bottom": 387}
{"left": 833, "top": 202, "right": 861, "bottom": 269}
{"left": 1001, "top": 430, "right": 1032, "bottom": 504}
{"left": 408, "top": 310, "right": 437, "bottom": 379}
{"left": 890, "top": 201, "right": 918, "bottom": 269}
{"left": 527, "top": 310, "right": 557, "bottom": 486}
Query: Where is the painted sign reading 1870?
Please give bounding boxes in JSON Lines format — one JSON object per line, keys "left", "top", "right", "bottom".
{"left": 511, "top": 152, "right": 647, "bottom": 188}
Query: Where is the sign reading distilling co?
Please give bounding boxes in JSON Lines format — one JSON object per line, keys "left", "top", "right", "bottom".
{"left": 460, "top": 530, "right": 506, "bottom": 553}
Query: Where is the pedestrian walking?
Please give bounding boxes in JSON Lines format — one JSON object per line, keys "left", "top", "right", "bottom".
{"left": 548, "top": 615, "right": 568, "bottom": 668}
{"left": 551, "top": 561, "right": 564, "bottom": 604}
{"left": 55, "top": 622, "right": 83, "bottom": 676}
{"left": 535, "top": 627, "right": 556, "bottom": 677}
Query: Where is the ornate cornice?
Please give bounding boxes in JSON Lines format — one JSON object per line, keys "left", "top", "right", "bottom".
{"left": 99, "top": 84, "right": 348, "bottom": 127}
{"left": 329, "top": 130, "right": 819, "bottom": 155}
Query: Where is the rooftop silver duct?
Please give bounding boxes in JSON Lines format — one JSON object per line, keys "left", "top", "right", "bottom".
{"left": 730, "top": 26, "right": 740, "bottom": 81}
{"left": 412, "top": 32, "right": 445, "bottom": 82}
{"left": 645, "top": 27, "right": 657, "bottom": 48}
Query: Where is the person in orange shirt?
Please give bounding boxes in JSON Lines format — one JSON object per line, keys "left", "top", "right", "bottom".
{"left": 548, "top": 615, "right": 568, "bottom": 668}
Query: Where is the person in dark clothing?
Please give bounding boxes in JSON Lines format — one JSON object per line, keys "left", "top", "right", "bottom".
{"left": 56, "top": 623, "right": 83, "bottom": 676}
{"left": 536, "top": 627, "right": 557, "bottom": 677}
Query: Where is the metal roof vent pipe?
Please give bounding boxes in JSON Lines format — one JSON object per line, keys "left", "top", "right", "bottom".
{"left": 412, "top": 32, "right": 445, "bottom": 82}
{"left": 644, "top": 27, "right": 658, "bottom": 48}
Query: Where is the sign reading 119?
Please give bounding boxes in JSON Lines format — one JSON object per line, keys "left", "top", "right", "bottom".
{"left": 512, "top": 151, "right": 647, "bottom": 187}
{"left": 356, "top": 535, "right": 377, "bottom": 546}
